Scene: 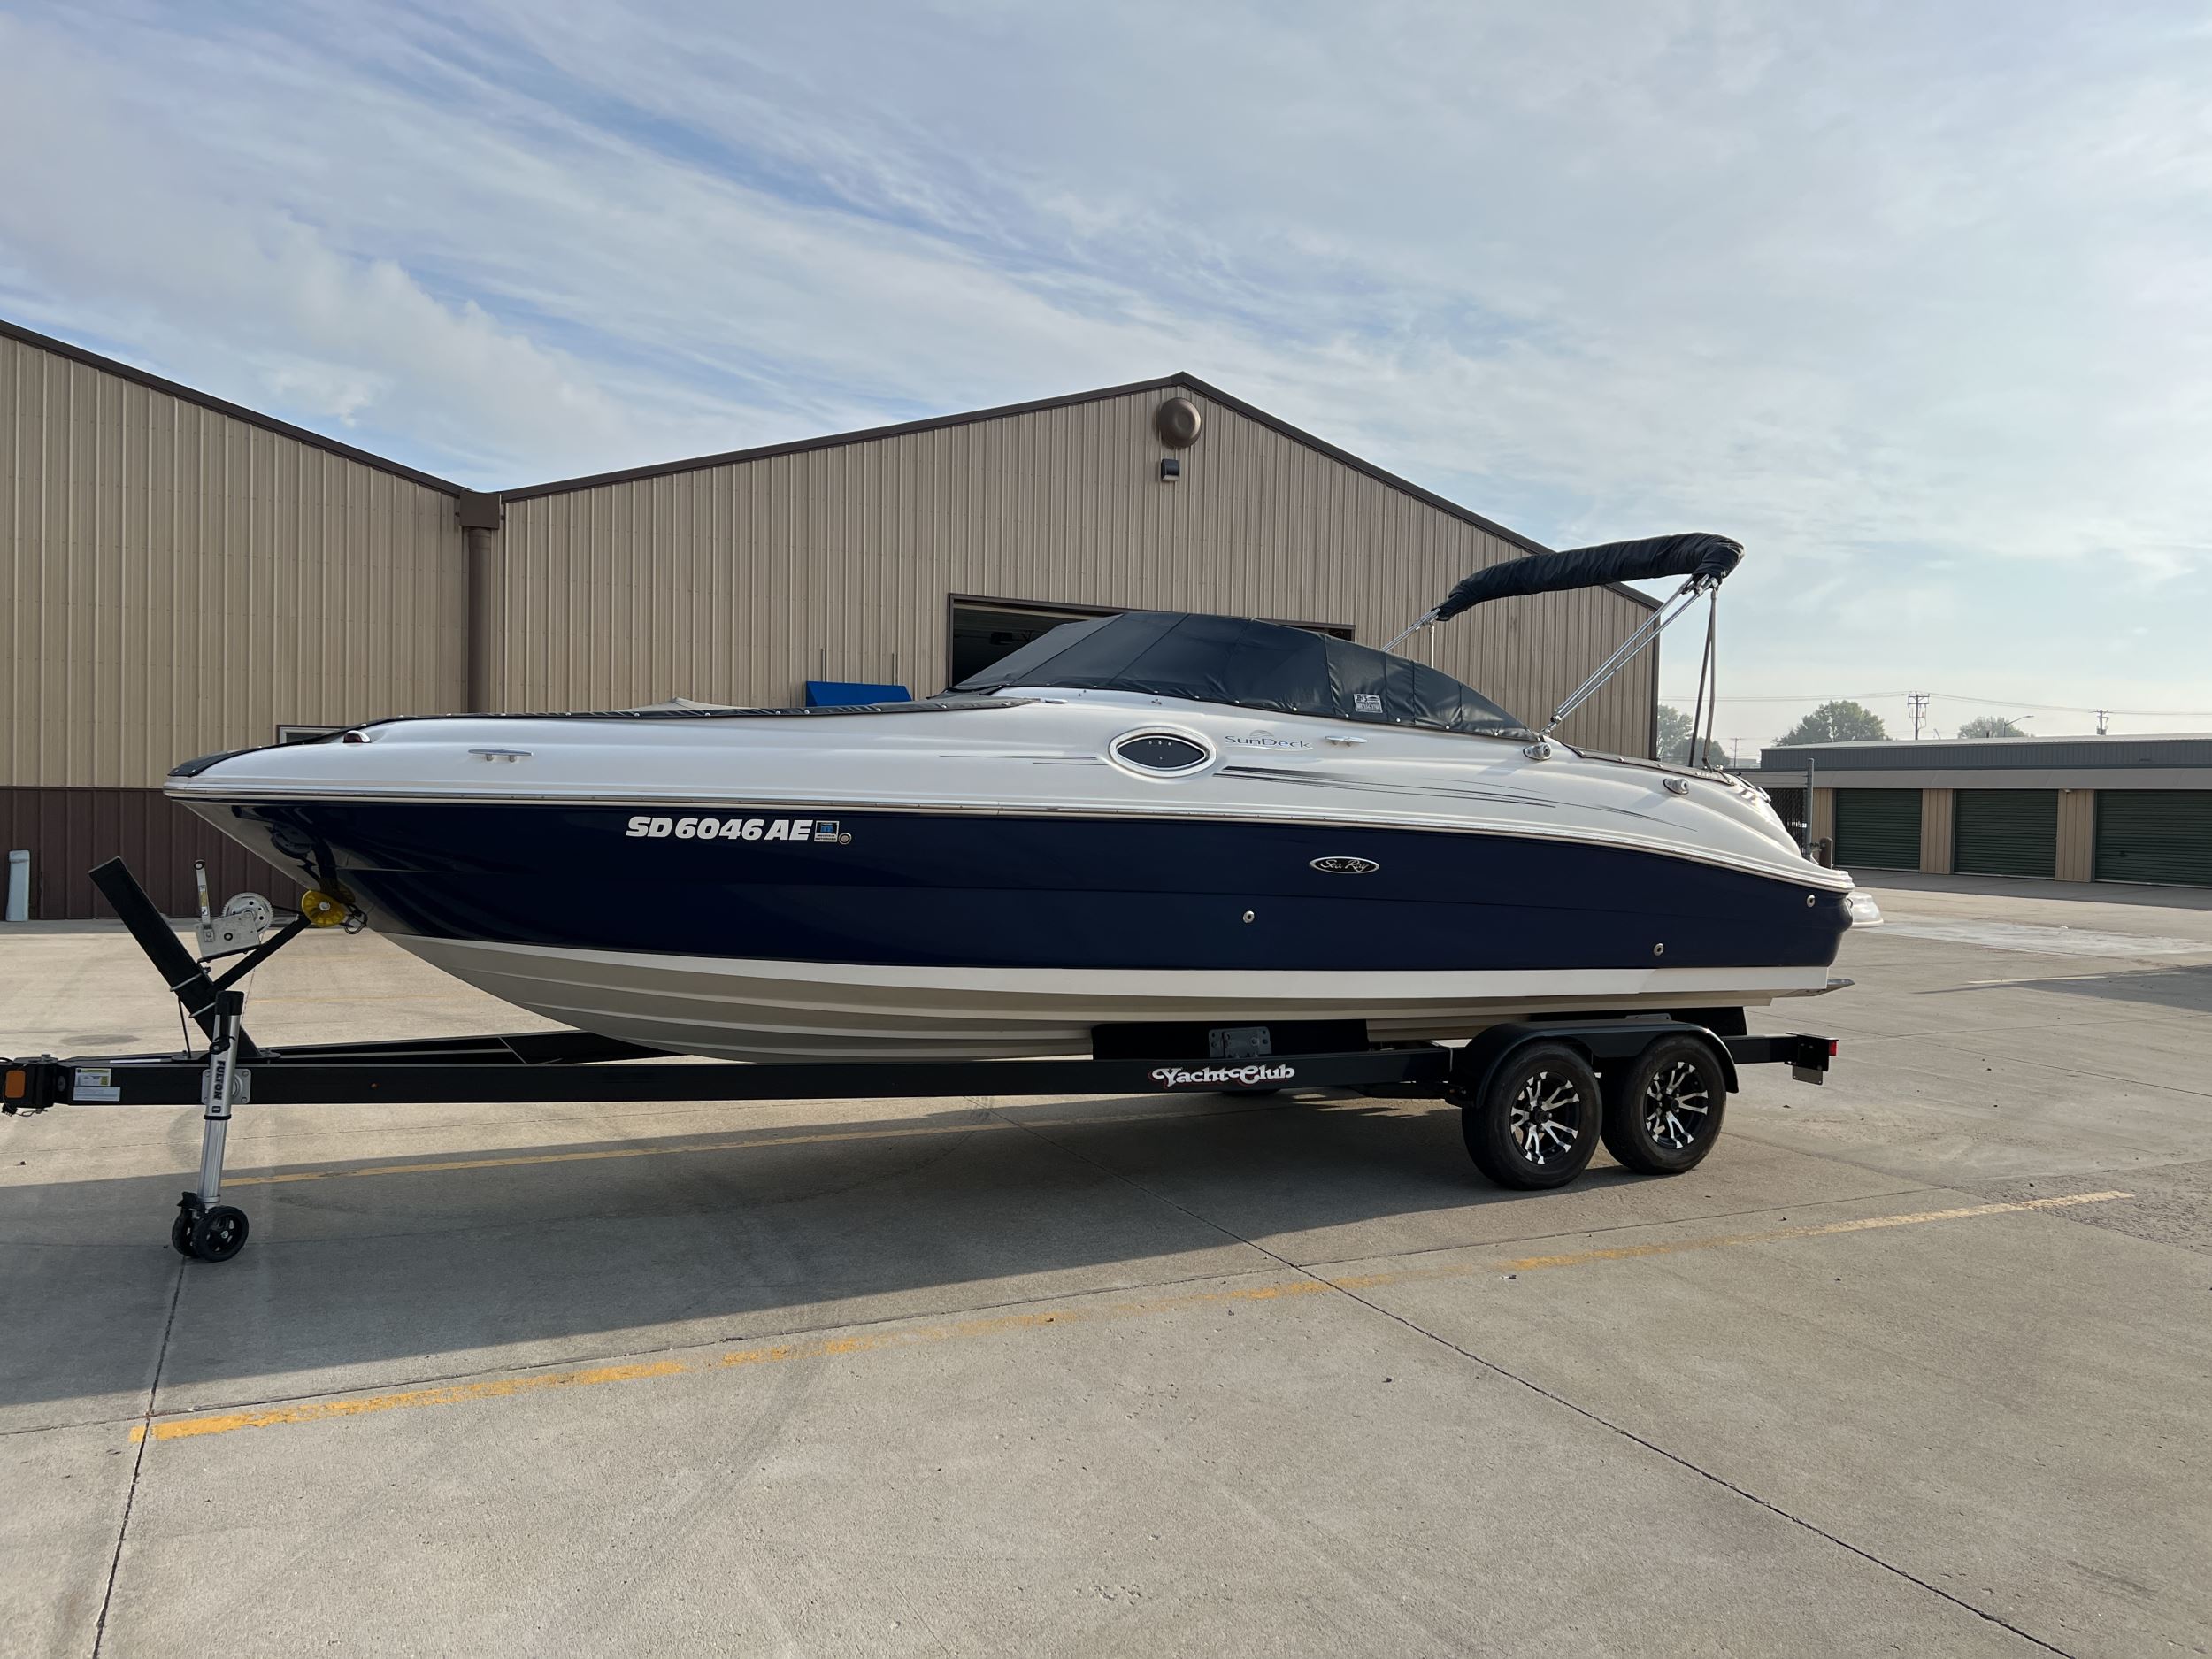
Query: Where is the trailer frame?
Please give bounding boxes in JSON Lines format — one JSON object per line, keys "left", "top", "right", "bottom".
{"left": 3, "top": 860, "right": 1837, "bottom": 1262}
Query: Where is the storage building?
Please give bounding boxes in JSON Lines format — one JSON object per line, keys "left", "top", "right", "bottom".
{"left": 1755, "top": 735, "right": 2212, "bottom": 888}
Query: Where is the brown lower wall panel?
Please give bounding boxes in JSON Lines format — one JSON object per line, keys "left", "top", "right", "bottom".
{"left": 0, "top": 787, "right": 301, "bottom": 920}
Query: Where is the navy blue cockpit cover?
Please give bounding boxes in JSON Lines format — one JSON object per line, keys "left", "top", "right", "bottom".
{"left": 1434, "top": 533, "right": 1743, "bottom": 620}
{"left": 950, "top": 611, "right": 1524, "bottom": 733}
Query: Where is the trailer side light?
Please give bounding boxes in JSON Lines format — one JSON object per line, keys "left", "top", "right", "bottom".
{"left": 4, "top": 1069, "right": 24, "bottom": 1101}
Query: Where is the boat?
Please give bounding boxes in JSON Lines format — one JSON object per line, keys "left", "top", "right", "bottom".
{"left": 166, "top": 534, "right": 1878, "bottom": 1061}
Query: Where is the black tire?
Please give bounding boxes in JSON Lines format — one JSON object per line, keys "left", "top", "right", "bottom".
{"left": 1602, "top": 1036, "right": 1728, "bottom": 1175}
{"left": 189, "top": 1205, "right": 250, "bottom": 1263}
{"left": 170, "top": 1210, "right": 199, "bottom": 1259}
{"left": 1461, "top": 1041, "right": 1601, "bottom": 1189}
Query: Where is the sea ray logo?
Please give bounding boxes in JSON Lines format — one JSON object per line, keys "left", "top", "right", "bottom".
{"left": 1310, "top": 856, "right": 1379, "bottom": 874}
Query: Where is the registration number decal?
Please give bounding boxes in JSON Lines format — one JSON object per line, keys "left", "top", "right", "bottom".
{"left": 625, "top": 815, "right": 848, "bottom": 843}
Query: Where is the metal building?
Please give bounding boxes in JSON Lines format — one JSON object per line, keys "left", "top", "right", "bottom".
{"left": 3, "top": 317, "right": 1657, "bottom": 918}
{"left": 1753, "top": 735, "right": 2212, "bottom": 887}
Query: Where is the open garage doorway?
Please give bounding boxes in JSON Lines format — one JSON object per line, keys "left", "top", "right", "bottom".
{"left": 947, "top": 596, "right": 1355, "bottom": 686}
{"left": 949, "top": 600, "right": 1110, "bottom": 685}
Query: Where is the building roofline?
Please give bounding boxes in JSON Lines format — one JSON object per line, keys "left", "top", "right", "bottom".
{"left": 502, "top": 368, "right": 1660, "bottom": 612}
{"left": 0, "top": 316, "right": 465, "bottom": 495}
{"left": 1758, "top": 732, "right": 2212, "bottom": 775}
{"left": 1765, "top": 733, "right": 2212, "bottom": 753}
{"left": 497, "top": 373, "right": 1187, "bottom": 500}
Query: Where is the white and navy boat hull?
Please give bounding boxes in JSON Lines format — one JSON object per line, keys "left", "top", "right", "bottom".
{"left": 171, "top": 685, "right": 1865, "bottom": 1061}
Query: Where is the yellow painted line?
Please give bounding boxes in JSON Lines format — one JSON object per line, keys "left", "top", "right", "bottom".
{"left": 1501, "top": 1190, "right": 2131, "bottom": 1271}
{"left": 135, "top": 1358, "right": 690, "bottom": 1440}
{"left": 129, "top": 1191, "right": 2129, "bottom": 1445}
{"left": 133, "top": 1270, "right": 1431, "bottom": 1443}
{"left": 702, "top": 1267, "right": 1433, "bottom": 1375}
{"left": 221, "top": 1102, "right": 1284, "bottom": 1188}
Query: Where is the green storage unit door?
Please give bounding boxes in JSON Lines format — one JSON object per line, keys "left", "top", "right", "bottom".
{"left": 1834, "top": 788, "right": 1923, "bottom": 871}
{"left": 2094, "top": 791, "right": 2212, "bottom": 887}
{"left": 1953, "top": 789, "right": 2058, "bottom": 878}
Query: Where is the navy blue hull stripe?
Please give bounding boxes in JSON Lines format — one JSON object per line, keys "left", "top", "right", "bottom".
{"left": 201, "top": 801, "right": 1851, "bottom": 973}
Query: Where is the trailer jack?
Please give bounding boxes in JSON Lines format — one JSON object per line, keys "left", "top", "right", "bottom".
{"left": 172, "top": 989, "right": 252, "bottom": 1261}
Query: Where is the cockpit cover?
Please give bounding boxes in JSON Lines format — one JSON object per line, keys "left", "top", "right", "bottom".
{"left": 950, "top": 611, "right": 1525, "bottom": 733}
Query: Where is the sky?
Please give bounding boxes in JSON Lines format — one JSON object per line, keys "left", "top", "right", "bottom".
{"left": 3, "top": 0, "right": 2208, "bottom": 750}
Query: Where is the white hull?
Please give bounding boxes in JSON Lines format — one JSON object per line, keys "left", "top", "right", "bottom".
{"left": 395, "top": 934, "right": 1838, "bottom": 1061}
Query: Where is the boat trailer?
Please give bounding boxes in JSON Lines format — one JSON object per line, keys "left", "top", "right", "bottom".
{"left": 4, "top": 860, "right": 1839, "bottom": 1263}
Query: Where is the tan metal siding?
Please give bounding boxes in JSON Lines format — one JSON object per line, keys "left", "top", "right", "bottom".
{"left": 1920, "top": 788, "right": 1955, "bottom": 873}
{"left": 2056, "top": 789, "right": 2094, "bottom": 882}
{"left": 493, "top": 388, "right": 1653, "bottom": 753}
{"left": 2, "top": 334, "right": 465, "bottom": 789}
{"left": 0, "top": 786, "right": 300, "bottom": 919}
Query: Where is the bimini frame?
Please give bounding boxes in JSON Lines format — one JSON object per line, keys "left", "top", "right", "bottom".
{"left": 1383, "top": 530, "right": 1743, "bottom": 750}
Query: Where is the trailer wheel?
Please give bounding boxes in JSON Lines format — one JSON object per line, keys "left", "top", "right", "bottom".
{"left": 1603, "top": 1037, "right": 1728, "bottom": 1175}
{"left": 1461, "top": 1042, "right": 1601, "bottom": 1188}
{"left": 170, "top": 1210, "right": 199, "bottom": 1259}
{"left": 189, "top": 1205, "right": 250, "bottom": 1263}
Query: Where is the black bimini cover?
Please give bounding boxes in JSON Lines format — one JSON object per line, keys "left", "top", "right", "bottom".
{"left": 951, "top": 611, "right": 1524, "bottom": 734}
{"left": 1434, "top": 533, "right": 1743, "bottom": 620}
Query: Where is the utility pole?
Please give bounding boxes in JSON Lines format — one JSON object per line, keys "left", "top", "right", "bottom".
{"left": 2094, "top": 709, "right": 2110, "bottom": 736}
{"left": 1906, "top": 691, "right": 1931, "bottom": 741}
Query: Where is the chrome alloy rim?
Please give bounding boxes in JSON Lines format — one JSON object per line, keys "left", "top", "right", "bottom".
{"left": 1641, "top": 1060, "right": 1712, "bottom": 1151}
{"left": 1510, "top": 1071, "right": 1584, "bottom": 1164}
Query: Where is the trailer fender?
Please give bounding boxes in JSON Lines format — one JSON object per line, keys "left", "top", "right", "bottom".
{"left": 1448, "top": 1021, "right": 1740, "bottom": 1102}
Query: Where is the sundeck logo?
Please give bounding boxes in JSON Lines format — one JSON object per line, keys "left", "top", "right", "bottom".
{"left": 1225, "top": 732, "right": 1310, "bottom": 750}
{"left": 1148, "top": 1063, "right": 1297, "bottom": 1088}
{"left": 626, "top": 815, "right": 847, "bottom": 843}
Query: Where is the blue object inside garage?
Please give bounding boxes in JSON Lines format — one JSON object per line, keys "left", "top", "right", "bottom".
{"left": 803, "top": 680, "right": 911, "bottom": 708}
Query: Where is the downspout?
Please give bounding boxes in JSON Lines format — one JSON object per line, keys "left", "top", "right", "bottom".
{"left": 456, "top": 492, "right": 504, "bottom": 712}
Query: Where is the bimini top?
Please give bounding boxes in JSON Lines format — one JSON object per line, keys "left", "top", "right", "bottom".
{"left": 1432, "top": 533, "right": 1742, "bottom": 620}
{"left": 951, "top": 611, "right": 1525, "bottom": 735}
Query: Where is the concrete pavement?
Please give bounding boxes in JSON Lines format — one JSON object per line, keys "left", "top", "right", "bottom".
{"left": 4, "top": 876, "right": 2208, "bottom": 1656}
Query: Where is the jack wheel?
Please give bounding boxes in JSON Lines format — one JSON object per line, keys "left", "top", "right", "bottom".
{"left": 170, "top": 1210, "right": 199, "bottom": 1259}
{"left": 1461, "top": 1041, "right": 1601, "bottom": 1189}
{"left": 189, "top": 1205, "right": 250, "bottom": 1263}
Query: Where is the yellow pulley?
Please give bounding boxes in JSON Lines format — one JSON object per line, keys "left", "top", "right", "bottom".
{"left": 299, "top": 890, "right": 349, "bottom": 928}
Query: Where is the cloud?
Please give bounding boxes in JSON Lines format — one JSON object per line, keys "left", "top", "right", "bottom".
{"left": 2, "top": 0, "right": 2208, "bottom": 738}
